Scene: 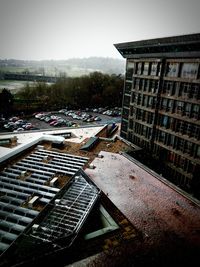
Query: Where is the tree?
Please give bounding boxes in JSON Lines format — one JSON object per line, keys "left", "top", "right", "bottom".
{"left": 0, "top": 88, "right": 13, "bottom": 118}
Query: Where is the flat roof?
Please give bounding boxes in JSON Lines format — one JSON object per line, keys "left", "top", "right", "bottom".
{"left": 86, "top": 151, "right": 200, "bottom": 246}
{"left": 1, "top": 127, "right": 200, "bottom": 266}
{"left": 114, "top": 33, "right": 200, "bottom": 58}
{"left": 0, "top": 126, "right": 104, "bottom": 164}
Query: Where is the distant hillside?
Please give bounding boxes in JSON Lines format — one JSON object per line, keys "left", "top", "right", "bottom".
{"left": 0, "top": 57, "right": 125, "bottom": 77}
{"left": 65, "top": 57, "right": 125, "bottom": 74}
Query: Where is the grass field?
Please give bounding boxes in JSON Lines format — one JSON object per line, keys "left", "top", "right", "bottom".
{"left": 0, "top": 80, "right": 35, "bottom": 93}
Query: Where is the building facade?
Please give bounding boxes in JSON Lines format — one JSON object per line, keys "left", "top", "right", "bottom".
{"left": 115, "top": 33, "right": 200, "bottom": 196}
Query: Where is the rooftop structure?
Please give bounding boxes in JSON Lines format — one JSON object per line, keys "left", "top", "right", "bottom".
{"left": 0, "top": 125, "right": 200, "bottom": 266}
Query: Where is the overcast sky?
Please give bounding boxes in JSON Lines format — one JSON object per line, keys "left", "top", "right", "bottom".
{"left": 0, "top": 0, "right": 200, "bottom": 60}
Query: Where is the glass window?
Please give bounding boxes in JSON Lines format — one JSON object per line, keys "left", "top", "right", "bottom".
{"left": 126, "top": 61, "right": 135, "bottom": 79}
{"left": 184, "top": 103, "right": 192, "bottom": 116}
{"left": 129, "top": 119, "right": 133, "bottom": 129}
{"left": 176, "top": 101, "right": 184, "bottom": 114}
{"left": 143, "top": 63, "right": 149, "bottom": 75}
{"left": 196, "top": 146, "right": 200, "bottom": 158}
{"left": 147, "top": 112, "right": 154, "bottom": 124}
{"left": 162, "top": 115, "right": 168, "bottom": 127}
{"left": 123, "top": 95, "right": 130, "bottom": 106}
{"left": 150, "top": 80, "right": 158, "bottom": 93}
{"left": 137, "top": 62, "right": 143, "bottom": 75}
{"left": 121, "top": 120, "right": 128, "bottom": 132}
{"left": 125, "top": 82, "right": 132, "bottom": 94}
{"left": 161, "top": 98, "right": 167, "bottom": 109}
{"left": 191, "top": 84, "right": 200, "bottom": 99}
{"left": 134, "top": 78, "right": 140, "bottom": 89}
{"left": 142, "top": 95, "right": 148, "bottom": 106}
{"left": 191, "top": 104, "right": 199, "bottom": 119}
{"left": 143, "top": 79, "right": 150, "bottom": 91}
{"left": 163, "top": 81, "right": 174, "bottom": 95}
{"left": 151, "top": 62, "right": 158, "bottom": 76}
{"left": 181, "top": 63, "right": 198, "bottom": 79}
{"left": 165, "top": 63, "right": 179, "bottom": 77}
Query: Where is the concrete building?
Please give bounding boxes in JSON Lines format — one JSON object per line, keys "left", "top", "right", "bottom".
{"left": 114, "top": 33, "right": 200, "bottom": 197}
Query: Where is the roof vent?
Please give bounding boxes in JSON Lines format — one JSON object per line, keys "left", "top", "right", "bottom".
{"left": 50, "top": 177, "right": 58, "bottom": 187}
{"left": 28, "top": 196, "right": 39, "bottom": 208}
{"left": 89, "top": 164, "right": 95, "bottom": 169}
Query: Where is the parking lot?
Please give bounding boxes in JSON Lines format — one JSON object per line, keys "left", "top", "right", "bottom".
{"left": 0, "top": 108, "right": 121, "bottom": 133}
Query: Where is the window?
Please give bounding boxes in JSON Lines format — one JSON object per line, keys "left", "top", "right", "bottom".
{"left": 161, "top": 98, "right": 167, "bottom": 110}
{"left": 191, "top": 84, "right": 200, "bottom": 99}
{"left": 125, "top": 82, "right": 132, "bottom": 94}
{"left": 142, "top": 95, "right": 148, "bottom": 106}
{"left": 168, "top": 135, "right": 175, "bottom": 147}
{"left": 145, "top": 127, "right": 152, "bottom": 139}
{"left": 179, "top": 121, "right": 186, "bottom": 134}
{"left": 175, "top": 101, "right": 184, "bottom": 114}
{"left": 184, "top": 103, "right": 192, "bottom": 117}
{"left": 123, "top": 95, "right": 130, "bottom": 106}
{"left": 151, "top": 62, "right": 158, "bottom": 76}
{"left": 137, "top": 62, "right": 143, "bottom": 75}
{"left": 181, "top": 63, "right": 198, "bottom": 79}
{"left": 136, "top": 109, "right": 142, "bottom": 120}
{"left": 162, "top": 115, "right": 169, "bottom": 127}
{"left": 158, "top": 131, "right": 166, "bottom": 143}
{"left": 163, "top": 81, "right": 174, "bottom": 95}
{"left": 130, "top": 106, "right": 136, "bottom": 117}
{"left": 121, "top": 120, "right": 128, "bottom": 132}
{"left": 196, "top": 146, "right": 200, "bottom": 158}
{"left": 181, "top": 83, "right": 191, "bottom": 98}
{"left": 131, "top": 92, "right": 135, "bottom": 103}
{"left": 177, "top": 138, "right": 185, "bottom": 152}
{"left": 148, "top": 96, "right": 153, "bottom": 107}
{"left": 129, "top": 119, "right": 133, "bottom": 129}
{"left": 128, "top": 131, "right": 133, "bottom": 142}
{"left": 165, "top": 63, "right": 179, "bottom": 77}
{"left": 126, "top": 61, "right": 135, "bottom": 80}
{"left": 137, "top": 94, "right": 142, "bottom": 105}
{"left": 150, "top": 80, "right": 158, "bottom": 93}
{"left": 191, "top": 125, "right": 200, "bottom": 140}
{"left": 141, "top": 79, "right": 146, "bottom": 91}
{"left": 143, "top": 62, "right": 149, "bottom": 75}
{"left": 184, "top": 141, "right": 193, "bottom": 155}
{"left": 135, "top": 78, "right": 140, "bottom": 89}
{"left": 144, "top": 79, "right": 149, "bottom": 91}
{"left": 167, "top": 99, "right": 173, "bottom": 112}
{"left": 191, "top": 104, "right": 199, "bottom": 119}
{"left": 142, "top": 111, "right": 148, "bottom": 122}
{"left": 147, "top": 112, "right": 154, "bottom": 124}
{"left": 122, "top": 107, "right": 129, "bottom": 118}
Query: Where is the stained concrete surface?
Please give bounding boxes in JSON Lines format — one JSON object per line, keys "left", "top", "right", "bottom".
{"left": 86, "top": 151, "right": 200, "bottom": 266}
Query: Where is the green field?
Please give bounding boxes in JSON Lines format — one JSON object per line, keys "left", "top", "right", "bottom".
{"left": 0, "top": 80, "right": 35, "bottom": 93}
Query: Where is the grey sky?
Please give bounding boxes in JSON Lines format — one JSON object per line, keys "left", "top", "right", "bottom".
{"left": 0, "top": 0, "right": 200, "bottom": 60}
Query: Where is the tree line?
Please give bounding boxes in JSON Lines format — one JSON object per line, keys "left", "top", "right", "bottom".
{"left": 14, "top": 72, "right": 124, "bottom": 112}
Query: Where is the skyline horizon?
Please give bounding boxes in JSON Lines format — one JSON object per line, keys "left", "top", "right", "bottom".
{"left": 0, "top": 55, "right": 125, "bottom": 61}
{"left": 1, "top": 30, "right": 200, "bottom": 61}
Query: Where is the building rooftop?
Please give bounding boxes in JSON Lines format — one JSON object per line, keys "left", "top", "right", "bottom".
{"left": 0, "top": 126, "right": 200, "bottom": 266}
{"left": 114, "top": 32, "right": 200, "bottom": 58}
